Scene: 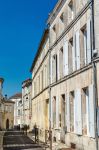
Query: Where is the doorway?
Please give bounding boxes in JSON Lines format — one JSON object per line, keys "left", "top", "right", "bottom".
{"left": 6, "top": 119, "right": 9, "bottom": 130}
{"left": 60, "top": 94, "right": 65, "bottom": 143}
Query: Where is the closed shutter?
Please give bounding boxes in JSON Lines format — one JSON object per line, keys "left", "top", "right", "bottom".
{"left": 51, "top": 56, "right": 52, "bottom": 83}
{"left": 66, "top": 93, "right": 70, "bottom": 132}
{"left": 89, "top": 84, "right": 95, "bottom": 138}
{"left": 74, "top": 89, "right": 82, "bottom": 135}
{"left": 97, "top": 108, "right": 99, "bottom": 136}
{"left": 56, "top": 96, "right": 59, "bottom": 129}
{"left": 63, "top": 39, "right": 68, "bottom": 76}
{"left": 64, "top": 9, "right": 68, "bottom": 27}
{"left": 73, "top": 35, "right": 76, "bottom": 71}
{"left": 57, "top": 51, "right": 60, "bottom": 80}
{"left": 76, "top": 31, "right": 80, "bottom": 70}
{"left": 50, "top": 97, "right": 53, "bottom": 127}
{"left": 87, "top": 19, "right": 91, "bottom": 64}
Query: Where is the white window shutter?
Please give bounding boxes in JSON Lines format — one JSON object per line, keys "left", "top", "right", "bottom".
{"left": 89, "top": 84, "right": 95, "bottom": 138}
{"left": 76, "top": 31, "right": 80, "bottom": 70}
{"left": 63, "top": 39, "right": 68, "bottom": 76}
{"left": 50, "top": 56, "right": 52, "bottom": 84}
{"left": 56, "top": 96, "right": 59, "bottom": 129}
{"left": 97, "top": 108, "right": 99, "bottom": 136}
{"left": 73, "top": 35, "right": 76, "bottom": 71}
{"left": 87, "top": 19, "right": 91, "bottom": 64}
{"left": 66, "top": 93, "right": 70, "bottom": 132}
{"left": 51, "top": 97, "right": 53, "bottom": 128}
{"left": 74, "top": 89, "right": 82, "bottom": 135}
{"left": 57, "top": 51, "right": 60, "bottom": 80}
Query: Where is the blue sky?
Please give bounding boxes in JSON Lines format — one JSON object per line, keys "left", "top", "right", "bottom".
{"left": 0, "top": 0, "right": 57, "bottom": 97}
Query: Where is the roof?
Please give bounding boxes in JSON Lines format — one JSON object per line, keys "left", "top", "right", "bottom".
{"left": 30, "top": 29, "right": 49, "bottom": 72}
{"left": 9, "top": 93, "right": 22, "bottom": 100}
{"left": 1, "top": 98, "right": 15, "bottom": 104}
{"left": 22, "top": 78, "right": 32, "bottom": 88}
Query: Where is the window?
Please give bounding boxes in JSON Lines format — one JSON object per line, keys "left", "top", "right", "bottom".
{"left": 68, "top": 0, "right": 74, "bottom": 22}
{"left": 5, "top": 106, "right": 8, "bottom": 112}
{"left": 34, "top": 81, "right": 36, "bottom": 96}
{"left": 60, "top": 13, "right": 64, "bottom": 23}
{"left": 41, "top": 70, "right": 43, "bottom": 90}
{"left": 52, "top": 24, "right": 57, "bottom": 43}
{"left": 18, "top": 110, "right": 20, "bottom": 116}
{"left": 53, "top": 25, "right": 56, "bottom": 33}
{"left": 59, "top": 47, "right": 63, "bottom": 78}
{"left": 80, "top": 25, "right": 87, "bottom": 67}
{"left": 61, "top": 94, "right": 65, "bottom": 128}
{"left": 70, "top": 91, "right": 74, "bottom": 132}
{"left": 82, "top": 87, "right": 88, "bottom": 135}
{"left": 69, "top": 38, "right": 73, "bottom": 73}
{"left": 52, "top": 54, "right": 57, "bottom": 83}
{"left": 53, "top": 96, "right": 56, "bottom": 128}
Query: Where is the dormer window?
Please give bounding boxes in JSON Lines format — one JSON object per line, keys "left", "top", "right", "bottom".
{"left": 60, "top": 13, "right": 64, "bottom": 23}
{"left": 53, "top": 24, "right": 56, "bottom": 32}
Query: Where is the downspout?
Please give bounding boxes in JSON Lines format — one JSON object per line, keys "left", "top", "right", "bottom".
{"left": 48, "top": 24, "right": 52, "bottom": 150}
{"left": 91, "top": 0, "right": 98, "bottom": 149}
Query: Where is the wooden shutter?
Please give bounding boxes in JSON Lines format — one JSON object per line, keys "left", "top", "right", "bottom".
{"left": 66, "top": 93, "right": 70, "bottom": 132}
{"left": 89, "top": 84, "right": 95, "bottom": 138}
{"left": 76, "top": 31, "right": 80, "bottom": 70}
{"left": 57, "top": 51, "right": 60, "bottom": 80}
{"left": 51, "top": 97, "right": 53, "bottom": 128}
{"left": 97, "top": 108, "right": 99, "bottom": 136}
{"left": 74, "top": 89, "right": 82, "bottom": 135}
{"left": 87, "top": 19, "right": 91, "bottom": 64}
{"left": 56, "top": 96, "right": 59, "bottom": 129}
{"left": 51, "top": 56, "right": 53, "bottom": 84}
{"left": 64, "top": 9, "right": 68, "bottom": 27}
{"left": 63, "top": 39, "right": 68, "bottom": 76}
{"left": 73, "top": 35, "right": 76, "bottom": 71}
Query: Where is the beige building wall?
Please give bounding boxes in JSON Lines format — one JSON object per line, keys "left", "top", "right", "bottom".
{"left": 22, "top": 79, "right": 32, "bottom": 130}
{"left": 47, "top": 0, "right": 99, "bottom": 149}
{"left": 2, "top": 101, "right": 14, "bottom": 130}
{"left": 31, "top": 30, "right": 49, "bottom": 141}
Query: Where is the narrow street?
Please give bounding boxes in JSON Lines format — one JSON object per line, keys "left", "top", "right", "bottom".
{"left": 3, "top": 130, "right": 43, "bottom": 150}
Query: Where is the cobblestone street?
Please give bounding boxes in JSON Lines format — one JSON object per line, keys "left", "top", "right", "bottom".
{"left": 3, "top": 131, "right": 43, "bottom": 150}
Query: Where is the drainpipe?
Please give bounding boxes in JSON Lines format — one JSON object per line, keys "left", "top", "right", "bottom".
{"left": 48, "top": 24, "right": 52, "bottom": 150}
{"left": 91, "top": 0, "right": 98, "bottom": 149}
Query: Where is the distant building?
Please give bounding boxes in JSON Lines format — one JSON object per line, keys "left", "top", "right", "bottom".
{"left": 0, "top": 78, "right": 4, "bottom": 129}
{"left": 10, "top": 93, "right": 22, "bottom": 128}
{"left": 22, "top": 79, "right": 32, "bottom": 130}
{"left": 2, "top": 97, "right": 14, "bottom": 130}
{"left": 0, "top": 78, "right": 14, "bottom": 130}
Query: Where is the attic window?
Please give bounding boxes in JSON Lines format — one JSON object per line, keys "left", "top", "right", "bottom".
{"left": 53, "top": 25, "right": 56, "bottom": 32}
{"left": 60, "top": 13, "right": 64, "bottom": 23}
{"left": 68, "top": 0, "right": 73, "bottom": 9}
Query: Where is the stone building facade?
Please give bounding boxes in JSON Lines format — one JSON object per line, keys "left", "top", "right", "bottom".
{"left": 47, "top": 0, "right": 99, "bottom": 149}
{"left": 0, "top": 78, "right": 14, "bottom": 130}
{"left": 22, "top": 79, "right": 32, "bottom": 129}
{"left": 2, "top": 99, "right": 14, "bottom": 130}
{"left": 10, "top": 93, "right": 22, "bottom": 128}
{"left": 30, "top": 30, "right": 49, "bottom": 141}
{"left": 30, "top": 0, "right": 99, "bottom": 149}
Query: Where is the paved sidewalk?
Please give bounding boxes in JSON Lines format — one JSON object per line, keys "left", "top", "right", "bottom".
{"left": 27, "top": 133, "right": 70, "bottom": 150}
